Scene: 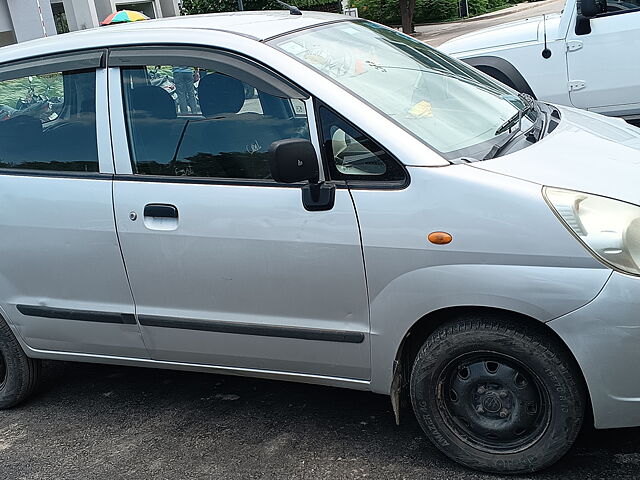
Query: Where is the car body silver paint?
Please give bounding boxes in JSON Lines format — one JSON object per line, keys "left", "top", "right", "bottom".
{"left": 473, "top": 105, "right": 640, "bottom": 205}
{"left": 353, "top": 166, "right": 611, "bottom": 393}
{"left": 21, "top": 345, "right": 371, "bottom": 390}
{"left": 112, "top": 180, "right": 371, "bottom": 379}
{"left": 549, "top": 271, "right": 640, "bottom": 429}
{"left": 0, "top": 174, "right": 147, "bottom": 358}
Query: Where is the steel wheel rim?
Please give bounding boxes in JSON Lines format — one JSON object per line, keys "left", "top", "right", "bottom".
{"left": 435, "top": 351, "right": 551, "bottom": 453}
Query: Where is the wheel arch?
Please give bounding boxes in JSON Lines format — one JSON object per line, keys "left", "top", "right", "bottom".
{"left": 391, "top": 305, "right": 592, "bottom": 425}
{"left": 462, "top": 56, "right": 537, "bottom": 99}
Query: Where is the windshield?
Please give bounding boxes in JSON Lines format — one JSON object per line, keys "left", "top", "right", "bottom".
{"left": 270, "top": 21, "right": 536, "bottom": 160}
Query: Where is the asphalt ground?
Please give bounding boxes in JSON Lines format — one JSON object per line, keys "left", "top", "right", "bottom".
{"left": 1, "top": 360, "right": 640, "bottom": 479}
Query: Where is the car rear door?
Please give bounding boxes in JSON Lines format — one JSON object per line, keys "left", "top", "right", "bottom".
{"left": 566, "top": 2, "right": 640, "bottom": 114}
{"left": 108, "top": 47, "right": 370, "bottom": 381}
{"left": 0, "top": 51, "right": 147, "bottom": 358}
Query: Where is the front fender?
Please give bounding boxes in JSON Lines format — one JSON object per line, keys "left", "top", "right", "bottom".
{"left": 368, "top": 263, "right": 610, "bottom": 394}
{"left": 349, "top": 165, "right": 610, "bottom": 395}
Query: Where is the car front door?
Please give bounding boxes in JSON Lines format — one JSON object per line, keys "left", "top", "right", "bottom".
{"left": 108, "top": 48, "right": 370, "bottom": 381}
{"left": 566, "top": 1, "right": 640, "bottom": 114}
{"left": 0, "top": 51, "right": 147, "bottom": 358}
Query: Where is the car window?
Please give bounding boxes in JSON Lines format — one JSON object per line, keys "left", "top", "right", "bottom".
{"left": 578, "top": 0, "right": 640, "bottom": 15}
{"left": 0, "top": 69, "right": 98, "bottom": 172}
{"left": 603, "top": 0, "right": 640, "bottom": 13}
{"left": 318, "top": 106, "right": 406, "bottom": 184}
{"left": 121, "top": 64, "right": 311, "bottom": 180}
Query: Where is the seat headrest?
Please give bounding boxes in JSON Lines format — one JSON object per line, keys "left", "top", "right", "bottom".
{"left": 130, "top": 85, "right": 176, "bottom": 120}
{"left": 198, "top": 73, "right": 246, "bottom": 118}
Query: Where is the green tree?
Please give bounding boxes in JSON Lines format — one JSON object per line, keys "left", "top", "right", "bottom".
{"left": 180, "top": 0, "right": 341, "bottom": 14}
{"left": 180, "top": 0, "right": 296, "bottom": 13}
{"left": 181, "top": 0, "right": 240, "bottom": 13}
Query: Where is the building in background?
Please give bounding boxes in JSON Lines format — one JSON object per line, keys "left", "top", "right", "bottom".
{"left": 0, "top": 0, "right": 180, "bottom": 47}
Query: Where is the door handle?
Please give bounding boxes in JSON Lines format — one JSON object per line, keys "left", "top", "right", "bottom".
{"left": 144, "top": 204, "right": 178, "bottom": 219}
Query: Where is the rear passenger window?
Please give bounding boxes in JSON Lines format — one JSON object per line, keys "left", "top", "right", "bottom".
{"left": 121, "top": 65, "right": 310, "bottom": 180}
{"left": 0, "top": 69, "right": 98, "bottom": 172}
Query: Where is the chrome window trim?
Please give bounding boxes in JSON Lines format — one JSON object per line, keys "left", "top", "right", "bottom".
{"left": 304, "top": 96, "right": 326, "bottom": 182}
{"left": 108, "top": 66, "right": 134, "bottom": 175}
{"left": 96, "top": 67, "right": 114, "bottom": 174}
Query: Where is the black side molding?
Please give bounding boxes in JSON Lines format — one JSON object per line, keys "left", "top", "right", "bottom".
{"left": 138, "top": 315, "right": 365, "bottom": 344}
{"left": 17, "top": 305, "right": 136, "bottom": 325}
{"left": 14, "top": 305, "right": 365, "bottom": 344}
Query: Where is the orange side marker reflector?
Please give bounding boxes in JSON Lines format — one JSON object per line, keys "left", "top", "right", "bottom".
{"left": 428, "top": 231, "right": 453, "bottom": 245}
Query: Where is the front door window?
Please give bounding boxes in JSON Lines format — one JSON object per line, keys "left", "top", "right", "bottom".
{"left": 121, "top": 64, "right": 311, "bottom": 180}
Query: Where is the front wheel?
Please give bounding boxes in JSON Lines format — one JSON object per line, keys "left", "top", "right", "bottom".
{"left": 410, "top": 316, "right": 584, "bottom": 474}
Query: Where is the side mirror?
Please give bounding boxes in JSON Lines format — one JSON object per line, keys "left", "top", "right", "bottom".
{"left": 269, "top": 139, "right": 335, "bottom": 212}
{"left": 269, "top": 139, "right": 319, "bottom": 184}
{"left": 575, "top": 15, "right": 592, "bottom": 35}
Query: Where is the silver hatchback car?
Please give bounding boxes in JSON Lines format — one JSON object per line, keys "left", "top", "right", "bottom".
{"left": 0, "top": 11, "right": 639, "bottom": 474}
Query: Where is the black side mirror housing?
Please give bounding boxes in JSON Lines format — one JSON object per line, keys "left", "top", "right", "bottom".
{"left": 269, "top": 138, "right": 335, "bottom": 212}
{"left": 575, "top": 14, "right": 592, "bottom": 35}
{"left": 269, "top": 139, "right": 319, "bottom": 184}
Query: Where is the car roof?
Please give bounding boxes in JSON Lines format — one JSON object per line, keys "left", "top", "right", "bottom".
{"left": 0, "top": 11, "right": 351, "bottom": 64}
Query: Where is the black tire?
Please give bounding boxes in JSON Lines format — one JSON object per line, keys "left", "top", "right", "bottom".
{"left": 0, "top": 315, "right": 41, "bottom": 408}
{"left": 410, "top": 315, "right": 584, "bottom": 474}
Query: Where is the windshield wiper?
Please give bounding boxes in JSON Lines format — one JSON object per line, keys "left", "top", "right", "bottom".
{"left": 494, "top": 91, "right": 544, "bottom": 135}
{"left": 483, "top": 127, "right": 524, "bottom": 160}
{"left": 485, "top": 100, "right": 547, "bottom": 160}
{"left": 494, "top": 102, "right": 534, "bottom": 136}
{"left": 526, "top": 101, "right": 548, "bottom": 143}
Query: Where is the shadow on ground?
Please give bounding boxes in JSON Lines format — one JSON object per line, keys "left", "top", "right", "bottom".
{"left": 0, "top": 361, "right": 639, "bottom": 479}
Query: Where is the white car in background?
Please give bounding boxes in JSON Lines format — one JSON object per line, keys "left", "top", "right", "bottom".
{"left": 440, "top": 0, "right": 640, "bottom": 120}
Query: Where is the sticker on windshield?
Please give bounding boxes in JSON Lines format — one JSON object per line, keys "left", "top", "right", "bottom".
{"left": 409, "top": 100, "right": 433, "bottom": 118}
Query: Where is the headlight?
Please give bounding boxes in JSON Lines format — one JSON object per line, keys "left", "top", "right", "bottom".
{"left": 544, "top": 187, "right": 640, "bottom": 275}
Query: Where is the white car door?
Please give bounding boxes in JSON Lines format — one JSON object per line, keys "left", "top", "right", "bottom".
{"left": 108, "top": 47, "right": 371, "bottom": 381}
{"left": 566, "top": 1, "right": 640, "bottom": 114}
